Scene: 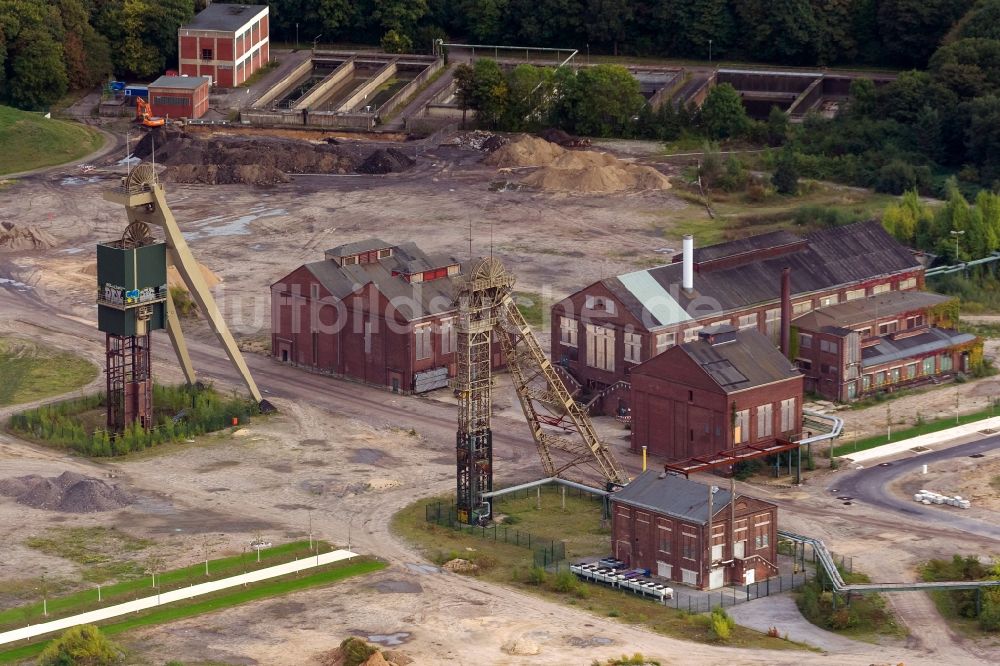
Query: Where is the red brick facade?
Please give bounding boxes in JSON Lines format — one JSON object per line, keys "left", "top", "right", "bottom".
{"left": 178, "top": 5, "right": 269, "bottom": 88}
{"left": 148, "top": 77, "right": 209, "bottom": 119}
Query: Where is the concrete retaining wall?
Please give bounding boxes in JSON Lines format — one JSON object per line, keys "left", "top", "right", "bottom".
{"left": 337, "top": 59, "right": 398, "bottom": 113}
{"left": 293, "top": 57, "right": 355, "bottom": 110}
{"left": 0, "top": 549, "right": 359, "bottom": 646}
{"left": 308, "top": 112, "right": 375, "bottom": 129}
{"left": 378, "top": 59, "right": 444, "bottom": 119}
{"left": 255, "top": 57, "right": 314, "bottom": 109}
{"left": 841, "top": 416, "right": 1000, "bottom": 464}
{"left": 787, "top": 76, "right": 824, "bottom": 116}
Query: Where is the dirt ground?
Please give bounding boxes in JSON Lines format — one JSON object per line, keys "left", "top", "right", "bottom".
{"left": 895, "top": 455, "right": 1000, "bottom": 513}
{"left": 1, "top": 130, "right": 999, "bottom": 664}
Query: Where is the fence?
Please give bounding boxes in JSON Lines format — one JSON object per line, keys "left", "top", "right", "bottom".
{"left": 424, "top": 502, "right": 566, "bottom": 567}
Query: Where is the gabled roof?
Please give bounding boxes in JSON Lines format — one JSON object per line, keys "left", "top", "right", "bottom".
{"left": 183, "top": 4, "right": 267, "bottom": 32}
{"left": 324, "top": 238, "right": 392, "bottom": 258}
{"left": 612, "top": 471, "right": 734, "bottom": 524}
{"left": 596, "top": 221, "right": 921, "bottom": 330}
{"left": 632, "top": 328, "right": 800, "bottom": 393}
{"left": 793, "top": 291, "right": 951, "bottom": 332}
{"left": 861, "top": 328, "right": 977, "bottom": 368}
{"left": 299, "top": 241, "right": 462, "bottom": 322}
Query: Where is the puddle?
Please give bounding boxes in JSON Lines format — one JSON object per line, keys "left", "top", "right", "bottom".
{"left": 351, "top": 631, "right": 412, "bottom": 647}
{"left": 0, "top": 277, "right": 33, "bottom": 290}
{"left": 60, "top": 176, "right": 102, "bottom": 186}
{"left": 567, "top": 636, "right": 613, "bottom": 648}
{"left": 183, "top": 207, "right": 287, "bottom": 240}
{"left": 373, "top": 579, "right": 423, "bottom": 594}
{"left": 351, "top": 447, "right": 389, "bottom": 465}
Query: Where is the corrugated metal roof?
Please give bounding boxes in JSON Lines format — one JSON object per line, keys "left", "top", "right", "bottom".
{"left": 617, "top": 269, "right": 692, "bottom": 326}
{"left": 861, "top": 329, "right": 976, "bottom": 368}
{"left": 149, "top": 76, "right": 209, "bottom": 90}
{"left": 324, "top": 238, "right": 392, "bottom": 258}
{"left": 603, "top": 221, "right": 920, "bottom": 329}
{"left": 612, "top": 471, "right": 733, "bottom": 524}
{"left": 793, "top": 291, "right": 950, "bottom": 331}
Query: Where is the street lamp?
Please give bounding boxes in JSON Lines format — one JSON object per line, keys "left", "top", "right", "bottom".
{"left": 295, "top": 23, "right": 299, "bottom": 49}
{"left": 709, "top": 39, "right": 713, "bottom": 65}
{"left": 950, "top": 230, "right": 965, "bottom": 263}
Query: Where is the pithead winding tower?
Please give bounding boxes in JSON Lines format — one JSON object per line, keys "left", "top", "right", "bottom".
{"left": 453, "top": 257, "right": 630, "bottom": 524}
{"left": 98, "top": 163, "right": 265, "bottom": 432}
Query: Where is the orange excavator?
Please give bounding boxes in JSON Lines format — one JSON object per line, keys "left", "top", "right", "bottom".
{"left": 135, "top": 98, "right": 165, "bottom": 127}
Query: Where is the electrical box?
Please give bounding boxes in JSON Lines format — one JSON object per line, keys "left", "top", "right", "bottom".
{"left": 96, "top": 241, "right": 167, "bottom": 336}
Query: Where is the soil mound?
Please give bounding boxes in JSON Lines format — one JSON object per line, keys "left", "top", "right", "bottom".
{"left": 0, "top": 471, "right": 134, "bottom": 513}
{"left": 484, "top": 135, "right": 565, "bottom": 168}
{"left": 539, "top": 127, "right": 590, "bottom": 147}
{"left": 315, "top": 638, "right": 410, "bottom": 666}
{"left": 442, "top": 558, "right": 479, "bottom": 573}
{"left": 132, "top": 127, "right": 414, "bottom": 185}
{"left": 0, "top": 222, "right": 57, "bottom": 250}
{"left": 357, "top": 148, "right": 415, "bottom": 175}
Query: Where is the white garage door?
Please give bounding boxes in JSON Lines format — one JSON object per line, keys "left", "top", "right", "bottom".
{"left": 708, "top": 567, "right": 725, "bottom": 590}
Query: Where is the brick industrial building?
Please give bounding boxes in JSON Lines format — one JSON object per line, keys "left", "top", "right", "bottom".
{"left": 612, "top": 471, "right": 779, "bottom": 589}
{"left": 148, "top": 75, "right": 210, "bottom": 120}
{"left": 630, "top": 325, "right": 803, "bottom": 459}
{"left": 178, "top": 3, "right": 269, "bottom": 88}
{"left": 271, "top": 239, "right": 499, "bottom": 393}
{"left": 792, "top": 290, "right": 980, "bottom": 402}
{"left": 551, "top": 221, "right": 923, "bottom": 413}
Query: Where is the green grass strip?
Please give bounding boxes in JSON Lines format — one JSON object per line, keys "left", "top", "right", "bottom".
{"left": 0, "top": 559, "right": 385, "bottom": 663}
{"left": 832, "top": 404, "right": 1000, "bottom": 457}
{"left": 0, "top": 541, "right": 326, "bottom": 628}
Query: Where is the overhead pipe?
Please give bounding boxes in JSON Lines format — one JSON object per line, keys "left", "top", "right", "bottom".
{"left": 682, "top": 235, "right": 694, "bottom": 291}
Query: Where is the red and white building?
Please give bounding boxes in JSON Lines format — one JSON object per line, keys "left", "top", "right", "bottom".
{"left": 178, "top": 3, "right": 269, "bottom": 88}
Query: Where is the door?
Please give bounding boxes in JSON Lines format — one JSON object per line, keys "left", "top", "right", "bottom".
{"left": 656, "top": 561, "right": 672, "bottom": 579}
{"left": 281, "top": 349, "right": 288, "bottom": 363}
{"left": 744, "top": 568, "right": 755, "bottom": 585}
{"left": 708, "top": 567, "right": 725, "bottom": 590}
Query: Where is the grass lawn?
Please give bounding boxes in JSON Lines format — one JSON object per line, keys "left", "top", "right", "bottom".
{"left": 0, "top": 337, "right": 97, "bottom": 407}
{"left": 1, "top": 536, "right": 332, "bottom": 631}
{"left": 514, "top": 291, "right": 548, "bottom": 327}
{"left": 832, "top": 402, "right": 1000, "bottom": 457}
{"left": 0, "top": 106, "right": 104, "bottom": 175}
{"left": 393, "top": 488, "right": 806, "bottom": 651}
{"left": 0, "top": 557, "right": 384, "bottom": 663}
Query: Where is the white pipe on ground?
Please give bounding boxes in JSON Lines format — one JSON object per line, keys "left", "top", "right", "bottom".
{"left": 682, "top": 235, "right": 694, "bottom": 291}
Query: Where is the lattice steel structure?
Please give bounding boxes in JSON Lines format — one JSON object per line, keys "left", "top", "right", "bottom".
{"left": 106, "top": 333, "right": 153, "bottom": 430}
{"left": 454, "top": 258, "right": 629, "bottom": 524}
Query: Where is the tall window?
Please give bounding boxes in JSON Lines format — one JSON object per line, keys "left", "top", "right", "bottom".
{"left": 792, "top": 300, "right": 813, "bottom": 315}
{"left": 586, "top": 324, "right": 615, "bottom": 371}
{"left": 899, "top": 277, "right": 917, "bottom": 290}
{"left": 655, "top": 331, "right": 675, "bottom": 355}
{"left": 845, "top": 288, "right": 866, "bottom": 301}
{"left": 683, "top": 327, "right": 702, "bottom": 343}
{"left": 440, "top": 318, "right": 456, "bottom": 355}
{"left": 681, "top": 533, "right": 697, "bottom": 560}
{"left": 624, "top": 332, "right": 642, "bottom": 363}
{"left": 657, "top": 522, "right": 672, "bottom": 555}
{"left": 872, "top": 283, "right": 891, "bottom": 295}
{"left": 765, "top": 308, "right": 781, "bottom": 342}
{"left": 756, "top": 403, "right": 773, "bottom": 439}
{"left": 780, "top": 398, "right": 796, "bottom": 433}
{"left": 415, "top": 324, "right": 432, "bottom": 360}
{"left": 560, "top": 317, "right": 578, "bottom": 347}
{"left": 922, "top": 356, "right": 935, "bottom": 375}
{"left": 940, "top": 354, "right": 953, "bottom": 372}
{"left": 734, "top": 409, "right": 750, "bottom": 444}
{"left": 799, "top": 333, "right": 812, "bottom": 349}
{"left": 738, "top": 313, "right": 758, "bottom": 330}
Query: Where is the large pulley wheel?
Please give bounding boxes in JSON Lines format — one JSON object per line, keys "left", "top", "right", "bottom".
{"left": 125, "top": 162, "right": 156, "bottom": 191}
{"left": 121, "top": 221, "right": 154, "bottom": 248}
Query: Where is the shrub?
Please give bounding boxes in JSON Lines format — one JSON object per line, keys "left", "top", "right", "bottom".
{"left": 340, "top": 637, "right": 379, "bottom": 666}
{"left": 169, "top": 285, "right": 196, "bottom": 317}
{"left": 772, "top": 148, "right": 799, "bottom": 195}
{"left": 37, "top": 625, "right": 123, "bottom": 665}
{"left": 525, "top": 566, "right": 547, "bottom": 586}
{"left": 551, "top": 569, "right": 579, "bottom": 593}
{"left": 709, "top": 607, "right": 733, "bottom": 641}
{"left": 767, "top": 626, "right": 780, "bottom": 638}
{"left": 874, "top": 159, "right": 918, "bottom": 194}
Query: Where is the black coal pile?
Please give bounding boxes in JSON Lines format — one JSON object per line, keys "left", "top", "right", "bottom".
{"left": 0, "top": 471, "right": 134, "bottom": 513}
{"left": 357, "top": 148, "right": 415, "bottom": 174}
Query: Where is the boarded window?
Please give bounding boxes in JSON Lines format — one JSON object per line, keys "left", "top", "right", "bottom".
{"left": 734, "top": 409, "right": 750, "bottom": 444}
{"left": 780, "top": 397, "right": 796, "bottom": 433}
{"left": 560, "top": 317, "right": 578, "bottom": 347}
{"left": 756, "top": 403, "right": 773, "bottom": 439}
{"left": 655, "top": 331, "right": 675, "bottom": 354}
{"left": 414, "top": 325, "right": 432, "bottom": 360}
{"left": 585, "top": 325, "right": 615, "bottom": 371}
{"left": 440, "top": 318, "right": 456, "bottom": 355}
{"left": 845, "top": 288, "right": 866, "bottom": 301}
{"left": 624, "top": 332, "right": 642, "bottom": 363}
{"left": 899, "top": 277, "right": 917, "bottom": 290}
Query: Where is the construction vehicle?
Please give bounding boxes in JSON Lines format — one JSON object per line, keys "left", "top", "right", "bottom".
{"left": 453, "top": 257, "right": 630, "bottom": 524}
{"left": 135, "top": 98, "right": 165, "bottom": 127}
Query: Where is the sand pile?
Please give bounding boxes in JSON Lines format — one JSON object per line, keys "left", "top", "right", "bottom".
{"left": 315, "top": 638, "right": 411, "bottom": 666}
{"left": 486, "top": 135, "right": 671, "bottom": 193}
{"left": 133, "top": 126, "right": 413, "bottom": 185}
{"left": 0, "top": 222, "right": 57, "bottom": 250}
{"left": 0, "top": 471, "right": 134, "bottom": 513}
{"left": 442, "top": 558, "right": 479, "bottom": 573}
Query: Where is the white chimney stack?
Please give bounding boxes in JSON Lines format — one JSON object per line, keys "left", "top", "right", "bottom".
{"left": 682, "top": 235, "right": 694, "bottom": 291}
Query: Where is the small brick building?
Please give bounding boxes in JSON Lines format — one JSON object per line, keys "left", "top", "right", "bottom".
{"left": 271, "top": 239, "right": 500, "bottom": 393}
{"left": 148, "top": 76, "right": 210, "bottom": 119}
{"left": 612, "top": 471, "right": 779, "bottom": 589}
{"left": 630, "top": 325, "right": 803, "bottom": 460}
{"left": 178, "top": 3, "right": 269, "bottom": 88}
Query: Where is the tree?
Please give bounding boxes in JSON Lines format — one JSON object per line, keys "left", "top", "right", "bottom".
{"left": 373, "top": 0, "right": 428, "bottom": 36}
{"left": 699, "top": 83, "right": 749, "bottom": 139}
{"left": 551, "top": 64, "right": 643, "bottom": 137}
{"left": 6, "top": 27, "right": 68, "bottom": 109}
{"left": 461, "top": 59, "right": 508, "bottom": 129}
{"left": 766, "top": 106, "right": 789, "bottom": 146}
{"left": 772, "top": 147, "right": 799, "bottom": 194}
{"left": 585, "top": 0, "right": 633, "bottom": 55}
{"left": 37, "top": 624, "right": 124, "bottom": 666}
{"left": 733, "top": 0, "right": 818, "bottom": 64}
{"left": 457, "top": 0, "right": 508, "bottom": 43}
{"left": 453, "top": 62, "right": 475, "bottom": 127}
{"left": 965, "top": 95, "right": 1000, "bottom": 185}
{"left": 882, "top": 189, "right": 933, "bottom": 245}
{"left": 502, "top": 64, "right": 553, "bottom": 130}
{"left": 846, "top": 77, "right": 877, "bottom": 117}
{"left": 876, "top": 0, "right": 973, "bottom": 68}
{"left": 380, "top": 29, "right": 412, "bottom": 54}
{"left": 874, "top": 159, "right": 918, "bottom": 194}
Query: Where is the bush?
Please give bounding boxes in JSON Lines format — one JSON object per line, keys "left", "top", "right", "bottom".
{"left": 551, "top": 569, "right": 579, "bottom": 593}
{"left": 380, "top": 30, "right": 412, "bottom": 54}
{"left": 37, "top": 624, "right": 123, "bottom": 666}
{"left": 875, "top": 159, "right": 918, "bottom": 194}
{"left": 525, "top": 566, "right": 547, "bottom": 586}
{"left": 709, "top": 607, "right": 734, "bottom": 641}
{"left": 169, "top": 285, "right": 196, "bottom": 317}
{"left": 340, "top": 637, "right": 379, "bottom": 666}
{"left": 772, "top": 149, "right": 799, "bottom": 195}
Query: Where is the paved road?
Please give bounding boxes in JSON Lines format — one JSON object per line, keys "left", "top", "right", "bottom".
{"left": 831, "top": 436, "right": 1000, "bottom": 540}
{"left": 727, "top": 595, "right": 873, "bottom": 654}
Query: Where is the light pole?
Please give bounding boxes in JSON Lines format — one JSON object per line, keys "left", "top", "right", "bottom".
{"left": 950, "top": 229, "right": 965, "bottom": 263}
{"left": 709, "top": 39, "right": 713, "bottom": 66}
{"left": 295, "top": 23, "right": 299, "bottom": 49}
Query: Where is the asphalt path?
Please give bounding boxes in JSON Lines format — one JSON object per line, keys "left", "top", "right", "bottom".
{"left": 831, "top": 436, "right": 1000, "bottom": 540}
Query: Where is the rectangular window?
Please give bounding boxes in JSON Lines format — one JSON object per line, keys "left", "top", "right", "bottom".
{"left": 201, "top": 48, "right": 213, "bottom": 60}
{"left": 415, "top": 324, "right": 432, "bottom": 360}
{"left": 878, "top": 321, "right": 899, "bottom": 335}
{"left": 890, "top": 367, "right": 901, "bottom": 383}
{"left": 586, "top": 295, "right": 616, "bottom": 315}
{"left": 738, "top": 313, "right": 758, "bottom": 330}
{"left": 657, "top": 523, "right": 672, "bottom": 555}
{"left": 756, "top": 403, "right": 773, "bottom": 439}
{"left": 310, "top": 284, "right": 319, "bottom": 300}
{"left": 624, "top": 332, "right": 642, "bottom": 363}
{"left": 820, "top": 339, "right": 839, "bottom": 354}
{"left": 819, "top": 295, "right": 838, "bottom": 307}
{"left": 734, "top": 409, "right": 750, "bottom": 444}
{"left": 862, "top": 374, "right": 871, "bottom": 390}
{"left": 906, "top": 363, "right": 917, "bottom": 379}
{"left": 796, "top": 359, "right": 812, "bottom": 371}
{"left": 364, "top": 321, "right": 372, "bottom": 355}
{"left": 560, "top": 317, "right": 578, "bottom": 347}
{"left": 906, "top": 315, "right": 925, "bottom": 329}
{"left": 792, "top": 300, "right": 813, "bottom": 315}
{"left": 341, "top": 255, "right": 358, "bottom": 266}
{"left": 681, "top": 534, "right": 697, "bottom": 560}
{"left": 923, "top": 356, "right": 936, "bottom": 375}
{"left": 872, "top": 283, "right": 891, "bottom": 295}
{"left": 899, "top": 277, "right": 917, "bottom": 290}
{"left": 856, "top": 327, "right": 872, "bottom": 338}
{"left": 683, "top": 327, "right": 702, "bottom": 343}
{"left": 440, "top": 318, "right": 456, "bottom": 355}
{"left": 655, "top": 331, "right": 675, "bottom": 355}
{"left": 765, "top": 308, "right": 781, "bottom": 342}
{"left": 845, "top": 288, "right": 866, "bottom": 301}
{"left": 799, "top": 333, "right": 812, "bottom": 349}
{"left": 875, "top": 371, "right": 886, "bottom": 386}
{"left": 780, "top": 397, "right": 796, "bottom": 433}
{"left": 377, "top": 248, "right": 392, "bottom": 259}
{"left": 585, "top": 324, "right": 615, "bottom": 372}
{"left": 311, "top": 331, "right": 318, "bottom": 365}
{"left": 940, "top": 354, "right": 953, "bottom": 372}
